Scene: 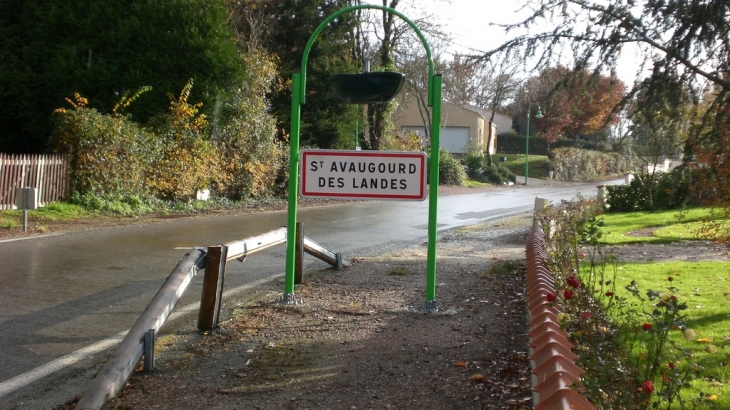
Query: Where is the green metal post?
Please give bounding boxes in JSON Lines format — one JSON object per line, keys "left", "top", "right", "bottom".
{"left": 283, "top": 4, "right": 438, "bottom": 304}
{"left": 524, "top": 103, "right": 542, "bottom": 186}
{"left": 284, "top": 73, "right": 302, "bottom": 300}
{"left": 425, "top": 74, "right": 442, "bottom": 308}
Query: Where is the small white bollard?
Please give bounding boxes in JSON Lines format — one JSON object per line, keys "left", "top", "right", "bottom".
{"left": 196, "top": 188, "right": 211, "bottom": 201}
{"left": 625, "top": 173, "right": 634, "bottom": 184}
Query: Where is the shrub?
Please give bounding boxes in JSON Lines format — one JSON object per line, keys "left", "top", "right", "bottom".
{"left": 52, "top": 91, "right": 155, "bottom": 198}
{"left": 552, "top": 147, "right": 636, "bottom": 182}
{"left": 475, "top": 164, "right": 516, "bottom": 185}
{"left": 434, "top": 149, "right": 466, "bottom": 186}
{"left": 465, "top": 152, "right": 484, "bottom": 177}
{"left": 497, "top": 165, "right": 517, "bottom": 183}
{"left": 213, "top": 51, "right": 284, "bottom": 199}
{"left": 606, "top": 168, "right": 691, "bottom": 212}
{"left": 538, "top": 198, "right": 699, "bottom": 409}
{"left": 480, "top": 165, "right": 503, "bottom": 184}
{"left": 146, "top": 79, "right": 220, "bottom": 200}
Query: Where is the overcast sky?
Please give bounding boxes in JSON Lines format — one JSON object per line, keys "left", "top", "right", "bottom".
{"left": 361, "top": 0, "right": 643, "bottom": 85}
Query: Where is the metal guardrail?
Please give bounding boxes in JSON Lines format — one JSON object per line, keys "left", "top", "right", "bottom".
{"left": 76, "top": 226, "right": 351, "bottom": 410}
{"left": 76, "top": 249, "right": 206, "bottom": 410}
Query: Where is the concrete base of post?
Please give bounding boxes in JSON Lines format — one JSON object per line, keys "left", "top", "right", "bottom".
{"left": 281, "top": 293, "right": 302, "bottom": 305}
{"left": 421, "top": 300, "right": 439, "bottom": 312}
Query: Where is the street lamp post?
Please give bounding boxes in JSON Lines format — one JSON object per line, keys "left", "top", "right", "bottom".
{"left": 525, "top": 102, "right": 544, "bottom": 185}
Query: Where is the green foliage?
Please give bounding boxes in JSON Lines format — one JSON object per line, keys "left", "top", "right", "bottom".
{"left": 435, "top": 149, "right": 467, "bottom": 186}
{"left": 606, "top": 169, "right": 692, "bottom": 213}
{"left": 379, "top": 132, "right": 423, "bottom": 152}
{"left": 71, "top": 192, "right": 159, "bottom": 216}
{"left": 552, "top": 147, "right": 636, "bottom": 182}
{"left": 52, "top": 92, "right": 155, "bottom": 197}
{"left": 145, "top": 79, "right": 218, "bottom": 200}
{"left": 0, "top": 220, "right": 17, "bottom": 230}
{"left": 464, "top": 141, "right": 485, "bottom": 175}
{"left": 497, "top": 131, "right": 611, "bottom": 155}
{"left": 54, "top": 61, "right": 285, "bottom": 203}
{"left": 597, "top": 207, "right": 726, "bottom": 245}
{"left": 1, "top": 201, "right": 90, "bottom": 230}
{"left": 537, "top": 198, "right": 710, "bottom": 409}
{"left": 259, "top": 0, "right": 360, "bottom": 149}
{"left": 499, "top": 154, "right": 552, "bottom": 180}
{"left": 465, "top": 143, "right": 518, "bottom": 184}
{"left": 213, "top": 51, "right": 285, "bottom": 199}
{"left": 0, "top": 0, "right": 245, "bottom": 153}
{"left": 475, "top": 164, "right": 517, "bottom": 185}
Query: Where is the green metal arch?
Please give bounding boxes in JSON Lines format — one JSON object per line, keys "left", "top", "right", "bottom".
{"left": 284, "top": 5, "right": 443, "bottom": 308}
{"left": 298, "top": 4, "right": 435, "bottom": 106}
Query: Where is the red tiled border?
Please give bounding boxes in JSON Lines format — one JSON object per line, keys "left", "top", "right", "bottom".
{"left": 526, "top": 227, "right": 596, "bottom": 409}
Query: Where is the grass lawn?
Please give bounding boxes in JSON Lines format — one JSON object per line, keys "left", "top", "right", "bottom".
{"left": 0, "top": 202, "right": 90, "bottom": 230}
{"left": 498, "top": 154, "right": 551, "bottom": 179}
{"left": 597, "top": 207, "right": 730, "bottom": 407}
{"left": 599, "top": 207, "right": 729, "bottom": 244}
{"left": 614, "top": 261, "right": 730, "bottom": 407}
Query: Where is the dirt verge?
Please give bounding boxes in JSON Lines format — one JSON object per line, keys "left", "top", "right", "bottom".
{"left": 89, "top": 216, "right": 536, "bottom": 410}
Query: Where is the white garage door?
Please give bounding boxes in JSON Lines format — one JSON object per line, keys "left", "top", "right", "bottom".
{"left": 440, "top": 127, "right": 470, "bottom": 154}
{"left": 401, "top": 126, "right": 471, "bottom": 153}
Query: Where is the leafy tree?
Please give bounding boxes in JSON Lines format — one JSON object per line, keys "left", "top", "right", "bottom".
{"left": 232, "top": 0, "right": 361, "bottom": 149}
{"left": 514, "top": 66, "right": 626, "bottom": 152}
{"left": 213, "top": 50, "right": 285, "bottom": 199}
{"left": 146, "top": 80, "right": 218, "bottom": 200}
{"left": 485, "top": 0, "right": 730, "bottom": 168}
{"left": 0, "top": 0, "right": 244, "bottom": 153}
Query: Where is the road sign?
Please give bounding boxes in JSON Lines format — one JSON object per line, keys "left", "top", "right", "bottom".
{"left": 300, "top": 149, "right": 427, "bottom": 200}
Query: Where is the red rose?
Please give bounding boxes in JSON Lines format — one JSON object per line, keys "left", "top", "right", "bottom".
{"left": 668, "top": 362, "right": 675, "bottom": 369}
{"left": 605, "top": 291, "right": 614, "bottom": 297}
{"left": 546, "top": 292, "right": 557, "bottom": 302}
{"left": 643, "top": 380, "right": 655, "bottom": 394}
{"left": 642, "top": 323, "right": 652, "bottom": 331}
{"left": 567, "top": 276, "right": 580, "bottom": 288}
{"left": 564, "top": 289, "right": 574, "bottom": 300}
{"left": 580, "top": 311, "right": 591, "bottom": 320}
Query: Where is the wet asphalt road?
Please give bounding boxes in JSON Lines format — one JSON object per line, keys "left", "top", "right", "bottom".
{"left": 0, "top": 179, "right": 621, "bottom": 409}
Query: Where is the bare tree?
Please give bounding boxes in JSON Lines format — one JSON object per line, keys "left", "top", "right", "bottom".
{"left": 355, "top": 0, "right": 449, "bottom": 149}
{"left": 479, "top": 0, "right": 730, "bottom": 161}
{"left": 472, "top": 55, "right": 521, "bottom": 166}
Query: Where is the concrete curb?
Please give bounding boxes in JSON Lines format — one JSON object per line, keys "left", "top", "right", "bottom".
{"left": 526, "top": 227, "right": 596, "bottom": 409}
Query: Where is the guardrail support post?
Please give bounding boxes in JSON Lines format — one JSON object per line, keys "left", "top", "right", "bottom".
{"left": 197, "top": 245, "right": 228, "bottom": 332}
{"left": 534, "top": 197, "right": 549, "bottom": 230}
{"left": 143, "top": 329, "right": 155, "bottom": 372}
{"left": 336, "top": 252, "right": 343, "bottom": 271}
{"left": 295, "top": 222, "right": 304, "bottom": 284}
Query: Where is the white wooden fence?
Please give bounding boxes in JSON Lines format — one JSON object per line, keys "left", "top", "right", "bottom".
{"left": 0, "top": 153, "right": 69, "bottom": 210}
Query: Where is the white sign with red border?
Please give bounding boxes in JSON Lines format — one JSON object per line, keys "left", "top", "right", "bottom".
{"left": 300, "top": 150, "right": 427, "bottom": 201}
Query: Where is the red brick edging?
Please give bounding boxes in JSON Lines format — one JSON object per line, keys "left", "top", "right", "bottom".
{"left": 526, "top": 228, "right": 596, "bottom": 409}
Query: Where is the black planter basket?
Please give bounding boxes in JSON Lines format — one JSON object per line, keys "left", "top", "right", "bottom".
{"left": 328, "top": 72, "right": 405, "bottom": 104}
